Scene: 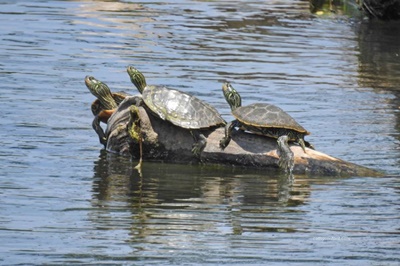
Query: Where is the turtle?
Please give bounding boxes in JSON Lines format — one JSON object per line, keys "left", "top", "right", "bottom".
{"left": 219, "top": 82, "right": 313, "bottom": 157}
{"left": 126, "top": 65, "right": 226, "bottom": 157}
{"left": 85, "top": 75, "right": 129, "bottom": 146}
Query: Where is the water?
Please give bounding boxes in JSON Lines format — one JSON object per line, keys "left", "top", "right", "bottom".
{"left": 1, "top": 0, "right": 399, "bottom": 264}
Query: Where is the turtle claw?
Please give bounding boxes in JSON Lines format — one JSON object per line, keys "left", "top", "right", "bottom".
{"left": 134, "top": 158, "right": 143, "bottom": 176}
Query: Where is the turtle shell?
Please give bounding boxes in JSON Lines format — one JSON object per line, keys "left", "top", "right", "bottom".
{"left": 91, "top": 91, "right": 129, "bottom": 117}
{"left": 232, "top": 103, "right": 309, "bottom": 135}
{"left": 142, "top": 85, "right": 226, "bottom": 129}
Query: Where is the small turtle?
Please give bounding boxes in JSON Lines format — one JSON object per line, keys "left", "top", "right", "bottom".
{"left": 219, "top": 82, "right": 313, "bottom": 157}
{"left": 126, "top": 66, "right": 226, "bottom": 157}
{"left": 85, "top": 75, "right": 129, "bottom": 146}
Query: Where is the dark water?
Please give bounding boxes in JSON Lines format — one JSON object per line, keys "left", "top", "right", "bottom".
{"left": 1, "top": 0, "right": 399, "bottom": 264}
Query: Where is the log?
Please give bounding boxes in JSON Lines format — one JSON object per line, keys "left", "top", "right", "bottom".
{"left": 103, "top": 96, "right": 382, "bottom": 177}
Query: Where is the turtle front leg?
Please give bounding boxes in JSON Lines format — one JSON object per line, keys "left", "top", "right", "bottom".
{"left": 128, "top": 105, "right": 143, "bottom": 174}
{"left": 92, "top": 115, "right": 107, "bottom": 147}
{"left": 191, "top": 131, "right": 207, "bottom": 158}
{"left": 277, "top": 135, "right": 294, "bottom": 175}
{"left": 219, "top": 120, "right": 238, "bottom": 149}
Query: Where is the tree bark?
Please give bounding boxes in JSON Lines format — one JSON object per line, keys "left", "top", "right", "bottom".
{"left": 103, "top": 96, "right": 382, "bottom": 177}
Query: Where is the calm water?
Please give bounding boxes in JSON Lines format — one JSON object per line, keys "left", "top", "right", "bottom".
{"left": 1, "top": 0, "right": 400, "bottom": 264}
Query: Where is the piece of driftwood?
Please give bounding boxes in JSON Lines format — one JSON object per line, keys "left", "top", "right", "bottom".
{"left": 103, "top": 96, "right": 381, "bottom": 177}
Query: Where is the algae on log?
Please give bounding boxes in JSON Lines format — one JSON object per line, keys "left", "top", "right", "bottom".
{"left": 104, "top": 96, "right": 381, "bottom": 177}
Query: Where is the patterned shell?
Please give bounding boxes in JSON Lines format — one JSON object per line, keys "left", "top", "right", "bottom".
{"left": 142, "top": 85, "right": 226, "bottom": 129}
{"left": 232, "top": 103, "right": 309, "bottom": 134}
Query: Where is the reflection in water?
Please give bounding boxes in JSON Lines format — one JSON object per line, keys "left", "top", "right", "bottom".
{"left": 310, "top": 1, "right": 400, "bottom": 127}
{"left": 357, "top": 21, "right": 400, "bottom": 91}
{"left": 356, "top": 20, "right": 400, "bottom": 149}
{"left": 87, "top": 153, "right": 400, "bottom": 264}
{"left": 90, "top": 151, "right": 311, "bottom": 245}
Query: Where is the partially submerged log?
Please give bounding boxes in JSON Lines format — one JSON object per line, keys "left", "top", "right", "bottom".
{"left": 103, "top": 96, "right": 381, "bottom": 177}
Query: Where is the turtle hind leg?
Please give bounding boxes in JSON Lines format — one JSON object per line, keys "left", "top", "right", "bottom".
{"left": 191, "top": 131, "right": 207, "bottom": 159}
{"left": 277, "top": 135, "right": 294, "bottom": 175}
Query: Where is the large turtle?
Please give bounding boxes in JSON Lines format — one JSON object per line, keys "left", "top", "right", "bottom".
{"left": 85, "top": 75, "right": 129, "bottom": 146}
{"left": 126, "top": 66, "right": 226, "bottom": 157}
{"left": 219, "top": 82, "right": 313, "bottom": 155}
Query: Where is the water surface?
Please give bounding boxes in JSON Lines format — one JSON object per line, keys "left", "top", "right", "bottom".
{"left": 1, "top": 0, "right": 399, "bottom": 264}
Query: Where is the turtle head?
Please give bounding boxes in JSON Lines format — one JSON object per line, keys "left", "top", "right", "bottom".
{"left": 85, "top": 75, "right": 117, "bottom": 110}
{"left": 127, "top": 65, "right": 147, "bottom": 94}
{"left": 222, "top": 82, "right": 241, "bottom": 111}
